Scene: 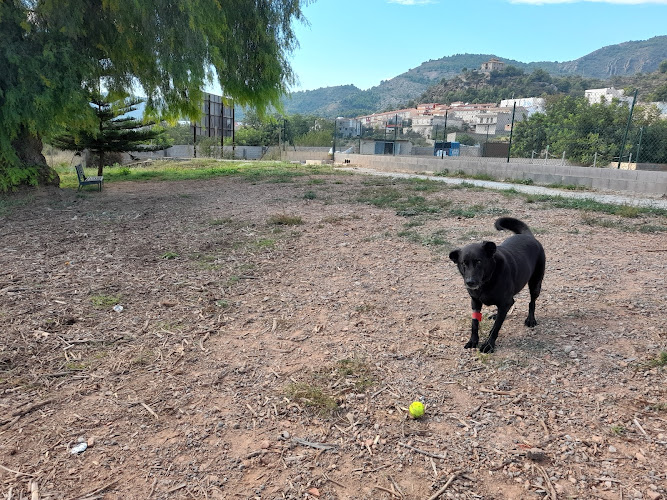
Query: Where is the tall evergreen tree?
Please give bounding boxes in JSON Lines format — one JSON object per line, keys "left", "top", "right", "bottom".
{"left": 0, "top": 0, "right": 308, "bottom": 189}
{"left": 50, "top": 94, "right": 168, "bottom": 176}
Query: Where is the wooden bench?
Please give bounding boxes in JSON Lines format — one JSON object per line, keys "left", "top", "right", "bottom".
{"left": 75, "top": 164, "right": 103, "bottom": 192}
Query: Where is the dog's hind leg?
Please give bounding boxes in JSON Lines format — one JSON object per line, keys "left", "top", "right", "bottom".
{"left": 479, "top": 299, "right": 514, "bottom": 353}
{"left": 525, "top": 256, "right": 545, "bottom": 327}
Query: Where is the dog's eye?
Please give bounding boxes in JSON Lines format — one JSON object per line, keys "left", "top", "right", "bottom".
{"left": 473, "top": 260, "right": 481, "bottom": 266}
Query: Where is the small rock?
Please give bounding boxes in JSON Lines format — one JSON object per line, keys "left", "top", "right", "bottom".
{"left": 526, "top": 448, "right": 547, "bottom": 462}
{"left": 608, "top": 445, "right": 617, "bottom": 453}
{"left": 70, "top": 442, "right": 87, "bottom": 455}
{"left": 645, "top": 491, "right": 661, "bottom": 500}
{"left": 308, "top": 487, "right": 320, "bottom": 497}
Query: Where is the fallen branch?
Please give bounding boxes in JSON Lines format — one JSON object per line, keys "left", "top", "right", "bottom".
{"left": 167, "top": 483, "right": 187, "bottom": 494}
{"left": 292, "top": 437, "right": 336, "bottom": 451}
{"left": 30, "top": 480, "right": 38, "bottom": 500}
{"left": 0, "top": 464, "right": 34, "bottom": 477}
{"left": 71, "top": 479, "right": 119, "bottom": 500}
{"left": 372, "top": 486, "right": 401, "bottom": 498}
{"left": 536, "top": 464, "right": 557, "bottom": 500}
{"left": 479, "top": 388, "right": 515, "bottom": 396}
{"left": 398, "top": 442, "right": 446, "bottom": 460}
{"left": 140, "top": 402, "right": 159, "bottom": 420}
{"left": 427, "top": 472, "right": 460, "bottom": 500}
{"left": 0, "top": 400, "right": 53, "bottom": 427}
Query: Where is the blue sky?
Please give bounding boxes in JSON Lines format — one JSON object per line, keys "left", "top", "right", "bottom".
{"left": 288, "top": 0, "right": 667, "bottom": 91}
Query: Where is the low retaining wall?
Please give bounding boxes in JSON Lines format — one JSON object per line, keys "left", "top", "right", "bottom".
{"left": 283, "top": 148, "right": 330, "bottom": 162}
{"left": 338, "top": 154, "right": 667, "bottom": 196}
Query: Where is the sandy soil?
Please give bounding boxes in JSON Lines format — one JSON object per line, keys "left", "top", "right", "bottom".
{"left": 1, "top": 169, "right": 665, "bottom": 500}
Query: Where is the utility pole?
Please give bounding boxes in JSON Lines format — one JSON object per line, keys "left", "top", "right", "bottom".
{"left": 394, "top": 114, "right": 398, "bottom": 155}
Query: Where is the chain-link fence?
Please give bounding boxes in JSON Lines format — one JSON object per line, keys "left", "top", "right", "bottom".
{"left": 331, "top": 93, "right": 667, "bottom": 170}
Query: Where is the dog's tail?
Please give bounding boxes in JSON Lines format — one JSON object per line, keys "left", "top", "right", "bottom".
{"left": 494, "top": 217, "right": 533, "bottom": 236}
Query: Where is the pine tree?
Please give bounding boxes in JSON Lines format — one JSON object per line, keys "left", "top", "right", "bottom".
{"left": 50, "top": 94, "right": 168, "bottom": 176}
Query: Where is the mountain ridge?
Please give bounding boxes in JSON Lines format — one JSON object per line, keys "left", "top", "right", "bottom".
{"left": 282, "top": 35, "right": 667, "bottom": 117}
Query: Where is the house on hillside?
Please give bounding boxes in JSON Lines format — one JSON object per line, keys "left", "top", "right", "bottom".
{"left": 481, "top": 58, "right": 505, "bottom": 73}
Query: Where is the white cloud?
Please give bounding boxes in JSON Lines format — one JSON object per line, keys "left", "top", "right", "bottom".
{"left": 388, "top": 0, "right": 436, "bottom": 5}
{"left": 510, "top": 0, "right": 667, "bottom": 4}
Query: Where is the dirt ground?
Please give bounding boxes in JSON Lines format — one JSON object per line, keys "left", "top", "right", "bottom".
{"left": 1, "top": 168, "right": 666, "bottom": 500}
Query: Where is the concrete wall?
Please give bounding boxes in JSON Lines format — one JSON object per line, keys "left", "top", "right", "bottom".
{"left": 338, "top": 154, "right": 667, "bottom": 196}
{"left": 283, "top": 147, "right": 330, "bottom": 162}
{"left": 122, "top": 145, "right": 268, "bottom": 162}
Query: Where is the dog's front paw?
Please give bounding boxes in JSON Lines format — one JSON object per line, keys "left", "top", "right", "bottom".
{"left": 464, "top": 340, "right": 478, "bottom": 349}
{"left": 525, "top": 317, "right": 538, "bottom": 327}
{"left": 479, "top": 342, "right": 495, "bottom": 353}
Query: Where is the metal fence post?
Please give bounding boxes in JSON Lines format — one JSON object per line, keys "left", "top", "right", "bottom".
{"left": 617, "top": 89, "right": 638, "bottom": 169}
{"left": 507, "top": 103, "right": 516, "bottom": 163}
{"left": 635, "top": 126, "right": 644, "bottom": 165}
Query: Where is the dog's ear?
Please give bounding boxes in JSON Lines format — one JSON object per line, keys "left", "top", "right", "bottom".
{"left": 448, "top": 249, "right": 461, "bottom": 263}
{"left": 482, "top": 241, "right": 497, "bottom": 257}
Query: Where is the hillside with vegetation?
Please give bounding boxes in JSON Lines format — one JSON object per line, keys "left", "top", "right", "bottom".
{"left": 281, "top": 36, "right": 667, "bottom": 117}
{"left": 420, "top": 64, "right": 667, "bottom": 106}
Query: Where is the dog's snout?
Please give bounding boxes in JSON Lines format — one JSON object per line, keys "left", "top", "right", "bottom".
{"left": 465, "top": 278, "right": 478, "bottom": 287}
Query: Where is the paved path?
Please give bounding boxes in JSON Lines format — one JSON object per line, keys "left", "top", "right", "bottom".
{"left": 340, "top": 167, "right": 667, "bottom": 210}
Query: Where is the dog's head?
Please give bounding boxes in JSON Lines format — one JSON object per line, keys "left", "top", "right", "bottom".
{"left": 449, "top": 241, "right": 497, "bottom": 291}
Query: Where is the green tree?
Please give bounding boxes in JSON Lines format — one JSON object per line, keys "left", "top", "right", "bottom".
{"left": 50, "top": 94, "right": 168, "bottom": 176}
{"left": 649, "top": 83, "right": 667, "bottom": 102}
{"left": 0, "top": 0, "right": 308, "bottom": 189}
{"left": 659, "top": 60, "right": 667, "bottom": 73}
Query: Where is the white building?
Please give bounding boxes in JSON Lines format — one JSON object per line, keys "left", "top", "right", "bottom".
{"left": 585, "top": 87, "right": 633, "bottom": 106}
{"left": 335, "top": 119, "right": 360, "bottom": 138}
{"left": 411, "top": 115, "right": 464, "bottom": 139}
{"left": 500, "top": 97, "right": 545, "bottom": 116}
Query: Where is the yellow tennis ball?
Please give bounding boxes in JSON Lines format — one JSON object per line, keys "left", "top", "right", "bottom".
{"left": 409, "top": 401, "right": 425, "bottom": 418}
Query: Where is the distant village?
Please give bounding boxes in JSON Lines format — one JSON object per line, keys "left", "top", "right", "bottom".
{"left": 333, "top": 58, "right": 650, "bottom": 145}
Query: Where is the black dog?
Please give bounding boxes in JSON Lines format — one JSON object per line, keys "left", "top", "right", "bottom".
{"left": 448, "top": 217, "right": 545, "bottom": 353}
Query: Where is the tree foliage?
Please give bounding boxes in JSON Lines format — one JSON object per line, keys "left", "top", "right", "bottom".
{"left": 511, "top": 95, "right": 667, "bottom": 165}
{"left": 0, "top": 0, "right": 308, "bottom": 186}
{"left": 50, "top": 94, "right": 169, "bottom": 175}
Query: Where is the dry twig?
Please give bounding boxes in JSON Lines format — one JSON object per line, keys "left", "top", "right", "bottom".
{"left": 427, "top": 472, "right": 460, "bottom": 500}
{"left": 398, "top": 442, "right": 446, "bottom": 460}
